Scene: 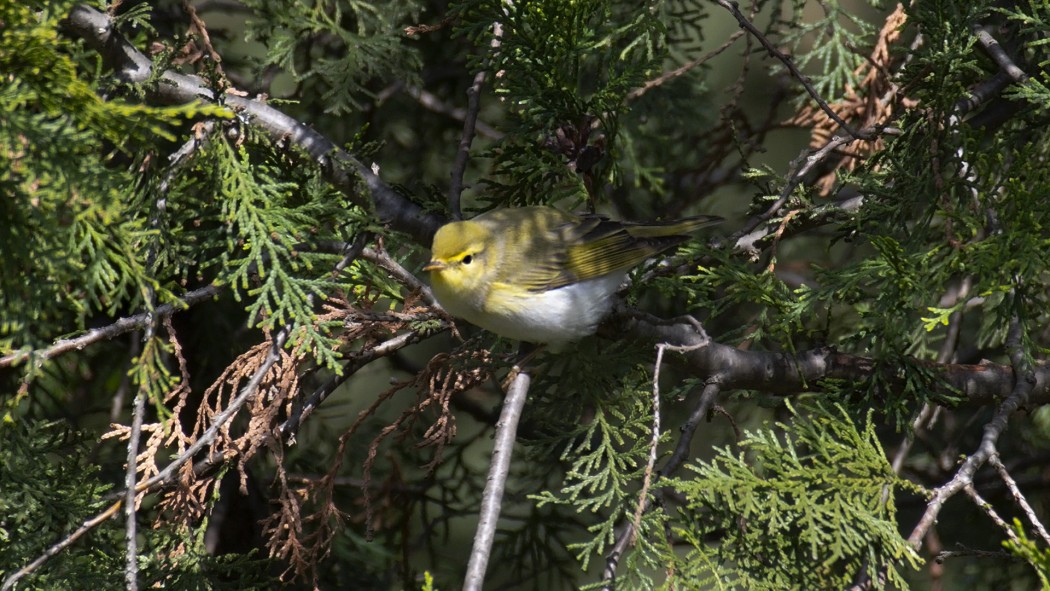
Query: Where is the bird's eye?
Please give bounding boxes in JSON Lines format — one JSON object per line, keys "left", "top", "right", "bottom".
{"left": 462, "top": 254, "right": 473, "bottom": 265}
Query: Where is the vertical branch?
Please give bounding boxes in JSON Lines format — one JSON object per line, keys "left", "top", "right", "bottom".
{"left": 710, "top": 0, "right": 868, "bottom": 141}
{"left": 989, "top": 454, "right": 1050, "bottom": 546}
{"left": 462, "top": 365, "right": 531, "bottom": 591}
{"left": 604, "top": 333, "right": 717, "bottom": 589}
{"left": 124, "top": 134, "right": 185, "bottom": 589}
{"left": 449, "top": 22, "right": 504, "bottom": 220}
{"left": 630, "top": 344, "right": 665, "bottom": 545}
{"left": 123, "top": 352, "right": 148, "bottom": 591}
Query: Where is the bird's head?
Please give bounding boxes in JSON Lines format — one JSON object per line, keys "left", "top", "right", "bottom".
{"left": 424, "top": 220, "right": 494, "bottom": 294}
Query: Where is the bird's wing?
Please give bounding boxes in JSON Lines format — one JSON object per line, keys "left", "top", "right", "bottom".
{"left": 501, "top": 214, "right": 690, "bottom": 292}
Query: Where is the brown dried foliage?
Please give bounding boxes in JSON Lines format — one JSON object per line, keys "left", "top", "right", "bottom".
{"left": 262, "top": 338, "right": 495, "bottom": 582}
{"left": 102, "top": 256, "right": 456, "bottom": 582}
{"left": 786, "top": 4, "right": 915, "bottom": 195}
{"left": 240, "top": 288, "right": 465, "bottom": 581}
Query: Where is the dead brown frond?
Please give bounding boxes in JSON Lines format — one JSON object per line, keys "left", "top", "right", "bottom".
{"left": 259, "top": 340, "right": 497, "bottom": 582}
{"left": 151, "top": 331, "right": 301, "bottom": 531}
{"left": 786, "top": 3, "right": 915, "bottom": 195}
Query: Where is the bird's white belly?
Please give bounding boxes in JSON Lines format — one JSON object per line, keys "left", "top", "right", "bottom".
{"left": 436, "top": 274, "right": 625, "bottom": 345}
{"left": 485, "top": 274, "right": 623, "bottom": 344}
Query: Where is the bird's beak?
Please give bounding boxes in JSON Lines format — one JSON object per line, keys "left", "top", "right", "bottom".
{"left": 423, "top": 260, "right": 446, "bottom": 272}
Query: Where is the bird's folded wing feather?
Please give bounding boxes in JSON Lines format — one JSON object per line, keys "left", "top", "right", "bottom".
{"left": 503, "top": 215, "right": 688, "bottom": 292}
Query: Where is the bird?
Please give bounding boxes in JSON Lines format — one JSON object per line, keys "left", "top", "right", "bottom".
{"left": 423, "top": 205, "right": 721, "bottom": 347}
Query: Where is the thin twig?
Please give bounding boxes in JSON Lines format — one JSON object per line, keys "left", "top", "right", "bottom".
{"left": 935, "top": 547, "right": 1019, "bottom": 563}
{"left": 278, "top": 326, "right": 446, "bottom": 440}
{"left": 710, "top": 0, "right": 869, "bottom": 141}
{"left": 403, "top": 15, "right": 454, "bottom": 37}
{"left": 603, "top": 378, "right": 719, "bottom": 585}
{"left": 362, "top": 247, "right": 441, "bottom": 308}
{"left": 630, "top": 344, "right": 666, "bottom": 545}
{"left": 124, "top": 369, "right": 146, "bottom": 591}
{"left": 181, "top": 0, "right": 225, "bottom": 72}
{"left": 626, "top": 30, "right": 745, "bottom": 101}
{"left": 963, "top": 483, "right": 1020, "bottom": 544}
{"left": 309, "top": 240, "right": 441, "bottom": 309}
{"left": 462, "top": 365, "right": 531, "bottom": 591}
{"left": 604, "top": 334, "right": 716, "bottom": 589}
{"left": 0, "top": 285, "right": 221, "bottom": 369}
{"left": 449, "top": 22, "right": 504, "bottom": 220}
{"left": 733, "top": 126, "right": 885, "bottom": 250}
{"left": 989, "top": 454, "right": 1050, "bottom": 546}
{"left": 401, "top": 85, "right": 503, "bottom": 140}
{"left": 0, "top": 501, "right": 124, "bottom": 591}
{"left": 123, "top": 104, "right": 190, "bottom": 591}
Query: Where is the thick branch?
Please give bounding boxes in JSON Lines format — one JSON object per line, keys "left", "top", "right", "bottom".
{"left": 62, "top": 5, "right": 443, "bottom": 246}
{"left": 601, "top": 307, "right": 1050, "bottom": 405}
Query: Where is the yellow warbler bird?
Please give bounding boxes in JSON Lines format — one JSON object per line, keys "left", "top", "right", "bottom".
{"left": 423, "top": 206, "right": 721, "bottom": 346}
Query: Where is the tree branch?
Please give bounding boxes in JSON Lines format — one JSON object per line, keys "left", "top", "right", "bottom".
{"left": 906, "top": 313, "right": 1036, "bottom": 549}
{"left": 602, "top": 306, "right": 1049, "bottom": 406}
{"left": 0, "top": 284, "right": 221, "bottom": 369}
{"left": 463, "top": 366, "right": 531, "bottom": 591}
{"left": 449, "top": 21, "right": 504, "bottom": 220}
{"left": 61, "top": 5, "right": 444, "bottom": 246}
{"left": 711, "top": 0, "right": 871, "bottom": 141}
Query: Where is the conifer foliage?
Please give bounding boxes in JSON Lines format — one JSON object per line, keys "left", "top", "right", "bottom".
{"left": 3, "top": 0, "right": 1050, "bottom": 589}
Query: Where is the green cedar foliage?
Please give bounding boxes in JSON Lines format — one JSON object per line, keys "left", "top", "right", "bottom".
{"left": 667, "top": 403, "right": 923, "bottom": 590}
{"left": 3, "top": 0, "right": 1050, "bottom": 589}
{"left": 0, "top": 1, "right": 227, "bottom": 357}
{"left": 0, "top": 422, "right": 270, "bottom": 589}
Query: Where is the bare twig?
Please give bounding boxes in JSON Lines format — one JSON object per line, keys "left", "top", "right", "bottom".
{"left": 626, "top": 30, "right": 745, "bottom": 101}
{"left": 278, "top": 325, "right": 447, "bottom": 440}
{"left": 663, "top": 379, "right": 722, "bottom": 476}
{"left": 0, "top": 285, "right": 220, "bottom": 369}
{"left": 935, "top": 547, "right": 1019, "bottom": 563}
{"left": 401, "top": 85, "right": 503, "bottom": 140}
{"left": 604, "top": 332, "right": 716, "bottom": 588}
{"left": 710, "top": 0, "right": 870, "bottom": 141}
{"left": 309, "top": 240, "right": 441, "bottom": 308}
{"left": 907, "top": 313, "right": 1035, "bottom": 549}
{"left": 963, "top": 483, "right": 1020, "bottom": 544}
{"left": 449, "top": 22, "right": 504, "bottom": 220}
{"left": 630, "top": 344, "right": 666, "bottom": 546}
{"left": 733, "top": 125, "right": 892, "bottom": 251}
{"left": 361, "top": 247, "right": 441, "bottom": 308}
{"left": 0, "top": 501, "right": 124, "bottom": 591}
{"left": 989, "top": 454, "right": 1050, "bottom": 546}
{"left": 463, "top": 365, "right": 531, "bottom": 591}
{"left": 124, "top": 369, "right": 146, "bottom": 591}
{"left": 404, "top": 15, "right": 454, "bottom": 36}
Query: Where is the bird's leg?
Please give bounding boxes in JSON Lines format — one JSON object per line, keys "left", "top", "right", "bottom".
{"left": 501, "top": 342, "right": 544, "bottom": 392}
